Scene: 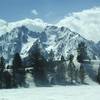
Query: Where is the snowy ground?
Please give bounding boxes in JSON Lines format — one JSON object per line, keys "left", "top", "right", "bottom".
{"left": 0, "top": 86, "right": 100, "bottom": 100}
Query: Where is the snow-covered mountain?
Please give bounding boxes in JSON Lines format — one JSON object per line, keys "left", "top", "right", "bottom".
{"left": 0, "top": 19, "right": 100, "bottom": 63}
{"left": 0, "top": 18, "right": 48, "bottom": 35}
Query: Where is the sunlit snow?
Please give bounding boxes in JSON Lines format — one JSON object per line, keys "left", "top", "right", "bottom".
{"left": 0, "top": 86, "right": 99, "bottom": 100}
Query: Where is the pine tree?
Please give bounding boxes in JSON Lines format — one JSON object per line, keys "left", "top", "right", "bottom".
{"left": 77, "top": 42, "right": 88, "bottom": 63}
{"left": 0, "top": 56, "right": 5, "bottom": 71}
{"left": 3, "top": 70, "right": 12, "bottom": 89}
{"left": 56, "top": 55, "right": 66, "bottom": 85}
{"left": 31, "top": 42, "right": 49, "bottom": 86}
{"left": 97, "top": 64, "right": 100, "bottom": 84}
{"left": 0, "top": 56, "right": 5, "bottom": 88}
{"left": 77, "top": 42, "right": 88, "bottom": 84}
{"left": 47, "top": 49, "right": 56, "bottom": 84}
{"left": 13, "top": 53, "right": 23, "bottom": 70}
{"left": 48, "top": 49, "right": 55, "bottom": 62}
{"left": 79, "top": 64, "right": 85, "bottom": 84}
{"left": 12, "top": 53, "right": 25, "bottom": 87}
{"left": 67, "top": 54, "right": 76, "bottom": 84}
{"left": 61, "top": 55, "right": 65, "bottom": 61}
{"left": 75, "top": 69, "right": 79, "bottom": 83}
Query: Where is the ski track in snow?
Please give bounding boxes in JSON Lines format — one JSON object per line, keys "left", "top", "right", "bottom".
{"left": 0, "top": 86, "right": 100, "bottom": 100}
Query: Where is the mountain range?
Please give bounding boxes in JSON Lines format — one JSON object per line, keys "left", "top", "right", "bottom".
{"left": 0, "top": 18, "right": 100, "bottom": 64}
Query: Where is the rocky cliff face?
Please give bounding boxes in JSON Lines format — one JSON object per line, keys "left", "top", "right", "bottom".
{"left": 0, "top": 23, "right": 99, "bottom": 63}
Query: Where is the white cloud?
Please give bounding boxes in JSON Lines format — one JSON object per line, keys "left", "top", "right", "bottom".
{"left": 32, "top": 9, "right": 38, "bottom": 16}
{"left": 57, "top": 7, "right": 100, "bottom": 42}
{"left": 8, "top": 18, "right": 48, "bottom": 33}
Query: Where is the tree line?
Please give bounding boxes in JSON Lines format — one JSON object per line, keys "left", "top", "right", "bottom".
{"left": 0, "top": 42, "right": 100, "bottom": 89}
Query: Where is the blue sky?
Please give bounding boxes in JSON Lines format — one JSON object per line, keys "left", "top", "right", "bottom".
{"left": 0, "top": 0, "right": 100, "bottom": 23}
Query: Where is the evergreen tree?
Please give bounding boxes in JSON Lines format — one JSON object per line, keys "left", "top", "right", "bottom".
{"left": 12, "top": 53, "right": 25, "bottom": 87}
{"left": 77, "top": 42, "right": 88, "bottom": 63}
{"left": 67, "top": 54, "right": 76, "bottom": 84}
{"left": 56, "top": 55, "right": 66, "bottom": 85}
{"left": 77, "top": 42, "right": 88, "bottom": 84}
{"left": 48, "top": 49, "right": 55, "bottom": 72}
{"left": 75, "top": 69, "right": 79, "bottom": 83}
{"left": 48, "top": 49, "right": 56, "bottom": 84}
{"left": 97, "top": 64, "right": 100, "bottom": 84}
{"left": 3, "top": 70, "right": 12, "bottom": 89}
{"left": 79, "top": 64, "right": 85, "bottom": 84}
{"left": 48, "top": 49, "right": 54, "bottom": 62}
{"left": 0, "top": 56, "right": 5, "bottom": 71}
{"left": 0, "top": 56, "right": 5, "bottom": 88}
{"left": 31, "top": 42, "right": 49, "bottom": 86}
{"left": 61, "top": 55, "right": 65, "bottom": 61}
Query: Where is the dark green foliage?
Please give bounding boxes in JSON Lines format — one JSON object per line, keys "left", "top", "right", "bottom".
{"left": 0, "top": 56, "right": 5, "bottom": 71}
{"left": 3, "top": 71, "right": 12, "bottom": 89}
{"left": 77, "top": 42, "right": 88, "bottom": 63}
{"left": 97, "top": 65, "right": 100, "bottom": 84}
{"left": 0, "top": 57, "right": 12, "bottom": 89}
{"left": 68, "top": 54, "right": 74, "bottom": 62}
{"left": 0, "top": 56, "right": 5, "bottom": 88}
{"left": 75, "top": 69, "right": 79, "bottom": 83}
{"left": 0, "top": 41, "right": 95, "bottom": 88}
{"left": 79, "top": 64, "right": 85, "bottom": 84}
{"left": 77, "top": 42, "right": 87, "bottom": 84}
{"left": 12, "top": 53, "right": 23, "bottom": 70}
{"left": 31, "top": 43, "right": 49, "bottom": 86}
{"left": 61, "top": 55, "right": 65, "bottom": 61}
{"left": 67, "top": 54, "right": 76, "bottom": 84}
{"left": 56, "top": 55, "right": 66, "bottom": 85}
{"left": 12, "top": 53, "right": 25, "bottom": 87}
{"left": 48, "top": 49, "right": 55, "bottom": 62}
{"left": 48, "top": 49, "right": 56, "bottom": 84}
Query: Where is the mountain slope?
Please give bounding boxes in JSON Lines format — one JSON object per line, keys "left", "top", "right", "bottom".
{"left": 44, "top": 26, "right": 99, "bottom": 60}
{"left": 0, "top": 24, "right": 99, "bottom": 63}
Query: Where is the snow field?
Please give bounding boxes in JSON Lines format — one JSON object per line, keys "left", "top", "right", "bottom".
{"left": 0, "top": 86, "right": 100, "bottom": 100}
